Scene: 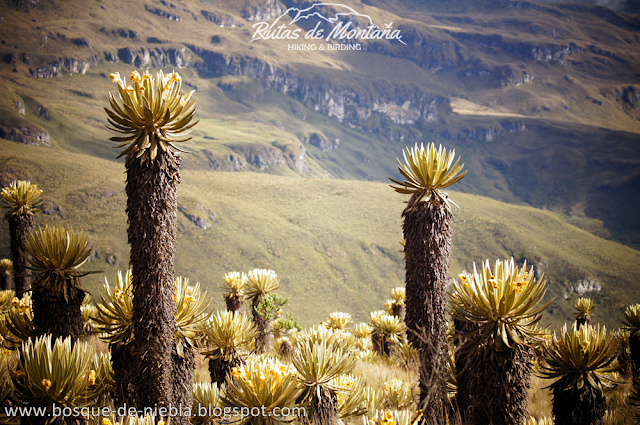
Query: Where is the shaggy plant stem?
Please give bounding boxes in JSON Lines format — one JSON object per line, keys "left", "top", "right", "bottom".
{"left": 8, "top": 214, "right": 33, "bottom": 298}
{"left": 403, "top": 198, "right": 452, "bottom": 423}
{"left": 127, "top": 153, "right": 180, "bottom": 411}
{"left": 458, "top": 344, "right": 533, "bottom": 425}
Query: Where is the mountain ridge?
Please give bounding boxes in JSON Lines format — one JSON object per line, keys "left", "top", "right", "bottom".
{"left": 0, "top": 0, "right": 639, "bottom": 327}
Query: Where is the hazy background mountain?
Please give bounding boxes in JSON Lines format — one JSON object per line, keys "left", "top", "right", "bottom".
{"left": 0, "top": 0, "right": 639, "bottom": 328}
{"left": 530, "top": 0, "right": 639, "bottom": 14}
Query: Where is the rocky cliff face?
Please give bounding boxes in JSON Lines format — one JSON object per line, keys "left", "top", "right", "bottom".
{"left": 301, "top": 133, "right": 339, "bottom": 152}
{"left": 0, "top": 123, "right": 51, "bottom": 147}
{"left": 600, "top": 85, "right": 640, "bottom": 119}
{"left": 203, "top": 150, "right": 247, "bottom": 172}
{"left": 442, "top": 118, "right": 526, "bottom": 143}
{"left": 204, "top": 141, "right": 307, "bottom": 174}
{"left": 146, "top": 5, "right": 182, "bottom": 22}
{"left": 114, "top": 46, "right": 192, "bottom": 68}
{"left": 365, "top": 26, "right": 461, "bottom": 74}
{"left": 448, "top": 32, "right": 584, "bottom": 65}
{"left": 30, "top": 55, "right": 99, "bottom": 78}
{"left": 191, "top": 47, "right": 441, "bottom": 127}
{"left": 201, "top": 10, "right": 240, "bottom": 27}
{"left": 241, "top": 0, "right": 286, "bottom": 22}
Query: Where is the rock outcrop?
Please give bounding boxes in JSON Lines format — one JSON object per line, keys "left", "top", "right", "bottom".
{"left": 203, "top": 150, "right": 247, "bottom": 171}
{"left": 116, "top": 46, "right": 191, "bottom": 68}
{"left": 497, "top": 65, "right": 535, "bottom": 87}
{"left": 448, "top": 31, "right": 584, "bottom": 65}
{"left": 34, "top": 105, "right": 49, "bottom": 120}
{"left": 599, "top": 85, "right": 640, "bottom": 121}
{"left": 234, "top": 143, "right": 286, "bottom": 171}
{"left": 301, "top": 133, "right": 339, "bottom": 152}
{"left": 0, "top": 124, "right": 51, "bottom": 147}
{"left": 146, "top": 5, "right": 181, "bottom": 22}
{"left": 178, "top": 205, "right": 211, "bottom": 230}
{"left": 100, "top": 27, "right": 138, "bottom": 39}
{"left": 201, "top": 10, "right": 240, "bottom": 27}
{"left": 241, "top": 0, "right": 285, "bottom": 22}
{"left": 623, "top": 86, "right": 640, "bottom": 110}
{"left": 40, "top": 199, "right": 64, "bottom": 218}
{"left": 30, "top": 55, "right": 99, "bottom": 78}
{"left": 443, "top": 119, "right": 526, "bottom": 143}
{"left": 13, "top": 97, "right": 25, "bottom": 116}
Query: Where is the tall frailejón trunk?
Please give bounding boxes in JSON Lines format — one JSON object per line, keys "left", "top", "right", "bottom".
{"left": 126, "top": 153, "right": 180, "bottom": 411}
{"left": 576, "top": 317, "right": 589, "bottom": 327}
{"left": 252, "top": 296, "right": 273, "bottom": 355}
{"left": 403, "top": 196, "right": 452, "bottom": 423}
{"left": 225, "top": 294, "right": 244, "bottom": 313}
{"left": 0, "top": 268, "right": 11, "bottom": 291}
{"left": 453, "top": 318, "right": 474, "bottom": 420}
{"left": 8, "top": 214, "right": 34, "bottom": 298}
{"left": 392, "top": 303, "right": 406, "bottom": 322}
{"left": 111, "top": 342, "right": 135, "bottom": 408}
{"left": 31, "top": 275, "right": 84, "bottom": 342}
{"left": 311, "top": 388, "right": 339, "bottom": 425}
{"left": 460, "top": 344, "right": 533, "bottom": 425}
{"left": 629, "top": 333, "right": 640, "bottom": 379}
{"left": 553, "top": 385, "right": 607, "bottom": 425}
{"left": 172, "top": 345, "right": 195, "bottom": 425}
{"left": 209, "top": 354, "right": 243, "bottom": 386}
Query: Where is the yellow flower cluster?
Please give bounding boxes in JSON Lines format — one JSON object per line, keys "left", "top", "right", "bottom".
{"left": 130, "top": 70, "right": 142, "bottom": 82}
{"left": 488, "top": 276, "right": 499, "bottom": 290}
{"left": 11, "top": 297, "right": 30, "bottom": 314}
{"left": 113, "top": 288, "right": 126, "bottom": 304}
{"left": 369, "top": 411, "right": 396, "bottom": 425}
{"left": 513, "top": 280, "right": 528, "bottom": 293}
{"left": 384, "top": 378, "right": 411, "bottom": 393}
{"left": 353, "top": 322, "right": 372, "bottom": 339}
{"left": 370, "top": 310, "right": 386, "bottom": 327}
{"left": 42, "top": 379, "right": 52, "bottom": 390}
{"left": 324, "top": 311, "right": 353, "bottom": 330}
{"left": 222, "top": 271, "right": 246, "bottom": 295}
{"left": 333, "top": 374, "right": 356, "bottom": 405}
{"left": 384, "top": 299, "right": 394, "bottom": 315}
{"left": 335, "top": 375, "right": 355, "bottom": 389}
{"left": 109, "top": 72, "right": 122, "bottom": 84}
{"left": 110, "top": 70, "right": 181, "bottom": 101}
{"left": 580, "top": 339, "right": 590, "bottom": 351}
{"left": 231, "top": 361, "right": 296, "bottom": 395}
{"left": 410, "top": 410, "right": 423, "bottom": 424}
{"left": 11, "top": 370, "right": 26, "bottom": 380}
{"left": 163, "top": 71, "right": 181, "bottom": 85}
{"left": 88, "top": 369, "right": 96, "bottom": 386}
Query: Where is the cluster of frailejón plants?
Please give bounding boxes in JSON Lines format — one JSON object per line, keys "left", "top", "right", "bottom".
{"left": 2, "top": 71, "right": 640, "bottom": 425}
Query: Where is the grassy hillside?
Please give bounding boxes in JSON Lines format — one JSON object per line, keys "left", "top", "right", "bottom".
{"left": 1, "top": 138, "right": 638, "bottom": 330}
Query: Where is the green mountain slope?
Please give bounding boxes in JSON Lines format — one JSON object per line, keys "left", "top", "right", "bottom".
{"left": 1, "top": 0, "right": 640, "bottom": 247}
{"left": 0, "top": 0, "right": 639, "bottom": 328}
{"left": 1, "top": 138, "right": 638, "bottom": 329}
